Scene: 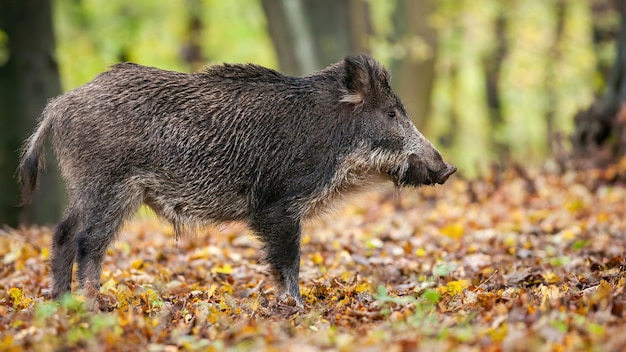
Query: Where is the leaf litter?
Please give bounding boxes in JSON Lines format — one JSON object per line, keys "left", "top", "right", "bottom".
{"left": 1, "top": 165, "right": 626, "bottom": 351}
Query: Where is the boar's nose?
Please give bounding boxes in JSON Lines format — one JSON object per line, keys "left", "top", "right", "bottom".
{"left": 436, "top": 165, "right": 457, "bottom": 185}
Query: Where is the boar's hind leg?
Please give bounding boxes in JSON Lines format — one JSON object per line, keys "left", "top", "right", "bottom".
{"left": 251, "top": 209, "right": 302, "bottom": 305}
{"left": 50, "top": 210, "right": 80, "bottom": 299}
{"left": 75, "top": 189, "right": 141, "bottom": 293}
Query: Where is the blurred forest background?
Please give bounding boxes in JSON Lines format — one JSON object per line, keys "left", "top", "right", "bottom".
{"left": 1, "top": 0, "right": 625, "bottom": 226}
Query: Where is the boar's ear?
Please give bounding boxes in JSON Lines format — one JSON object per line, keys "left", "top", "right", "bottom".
{"left": 340, "top": 55, "right": 371, "bottom": 105}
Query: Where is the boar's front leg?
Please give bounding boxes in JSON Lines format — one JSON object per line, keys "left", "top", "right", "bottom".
{"left": 251, "top": 206, "right": 302, "bottom": 305}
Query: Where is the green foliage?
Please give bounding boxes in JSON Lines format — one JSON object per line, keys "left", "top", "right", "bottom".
{"left": 572, "top": 239, "right": 589, "bottom": 250}
{"left": 374, "top": 285, "right": 416, "bottom": 305}
{"left": 433, "top": 262, "right": 456, "bottom": 277}
{"left": 421, "top": 289, "right": 441, "bottom": 304}
{"left": 59, "top": 293, "right": 86, "bottom": 314}
{"left": 34, "top": 301, "right": 58, "bottom": 322}
{"left": 203, "top": 0, "right": 276, "bottom": 67}
{"left": 53, "top": 0, "right": 276, "bottom": 89}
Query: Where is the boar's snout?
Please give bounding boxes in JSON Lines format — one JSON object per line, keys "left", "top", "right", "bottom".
{"left": 436, "top": 165, "right": 457, "bottom": 185}
{"left": 389, "top": 154, "right": 456, "bottom": 187}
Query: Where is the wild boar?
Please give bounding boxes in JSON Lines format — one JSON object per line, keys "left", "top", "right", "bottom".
{"left": 19, "top": 54, "right": 456, "bottom": 304}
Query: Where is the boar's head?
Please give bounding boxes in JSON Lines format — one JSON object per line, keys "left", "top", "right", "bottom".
{"left": 338, "top": 55, "right": 456, "bottom": 187}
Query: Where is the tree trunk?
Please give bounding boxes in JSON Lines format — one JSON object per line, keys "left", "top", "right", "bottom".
{"left": 0, "top": 0, "right": 64, "bottom": 226}
{"left": 483, "top": 3, "right": 509, "bottom": 156}
{"left": 572, "top": 1, "right": 626, "bottom": 164}
{"left": 545, "top": 0, "right": 567, "bottom": 153}
{"left": 261, "top": 0, "right": 318, "bottom": 76}
{"left": 347, "top": 0, "right": 371, "bottom": 54}
{"left": 590, "top": 0, "right": 619, "bottom": 94}
{"left": 262, "top": 0, "right": 371, "bottom": 76}
{"left": 390, "top": 0, "right": 438, "bottom": 130}
{"left": 182, "top": 0, "right": 206, "bottom": 72}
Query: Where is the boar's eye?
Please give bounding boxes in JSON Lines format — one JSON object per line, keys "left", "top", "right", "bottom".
{"left": 387, "top": 111, "right": 396, "bottom": 119}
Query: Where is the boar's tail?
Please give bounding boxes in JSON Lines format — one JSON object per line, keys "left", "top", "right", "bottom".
{"left": 18, "top": 103, "right": 56, "bottom": 205}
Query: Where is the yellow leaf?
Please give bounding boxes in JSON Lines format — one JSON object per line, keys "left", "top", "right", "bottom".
{"left": 312, "top": 252, "right": 324, "bottom": 265}
{"left": 207, "top": 284, "right": 218, "bottom": 300}
{"left": 561, "top": 229, "right": 576, "bottom": 241}
{"left": 190, "top": 247, "right": 211, "bottom": 260}
{"left": 9, "top": 287, "right": 32, "bottom": 310}
{"left": 591, "top": 280, "right": 613, "bottom": 304}
{"left": 130, "top": 259, "right": 143, "bottom": 270}
{"left": 488, "top": 323, "right": 508, "bottom": 343}
{"left": 40, "top": 247, "right": 50, "bottom": 260}
{"left": 540, "top": 285, "right": 563, "bottom": 310}
{"left": 445, "top": 280, "right": 470, "bottom": 296}
{"left": 211, "top": 264, "right": 232, "bottom": 275}
{"left": 3, "top": 246, "right": 21, "bottom": 265}
{"left": 415, "top": 248, "right": 427, "bottom": 257}
{"left": 440, "top": 223, "right": 464, "bottom": 239}
{"left": 101, "top": 278, "right": 117, "bottom": 293}
{"left": 542, "top": 271, "right": 560, "bottom": 284}
{"left": 565, "top": 198, "right": 584, "bottom": 213}
{"left": 355, "top": 282, "right": 371, "bottom": 294}
{"left": 141, "top": 289, "right": 161, "bottom": 308}
{"left": 8, "top": 287, "right": 22, "bottom": 301}
{"left": 0, "top": 335, "right": 14, "bottom": 351}
{"left": 116, "top": 286, "right": 138, "bottom": 310}
{"left": 340, "top": 271, "right": 353, "bottom": 281}
{"left": 504, "top": 235, "right": 516, "bottom": 247}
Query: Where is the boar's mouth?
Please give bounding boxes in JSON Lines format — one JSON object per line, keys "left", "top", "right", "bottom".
{"left": 388, "top": 154, "right": 456, "bottom": 187}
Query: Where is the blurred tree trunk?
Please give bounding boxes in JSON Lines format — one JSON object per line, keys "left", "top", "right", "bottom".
{"left": 572, "top": 0, "right": 626, "bottom": 163}
{"left": 182, "top": 0, "right": 206, "bottom": 72}
{"left": 389, "top": 0, "right": 438, "bottom": 130}
{"left": 590, "top": 0, "right": 620, "bottom": 93}
{"left": 261, "top": 0, "right": 371, "bottom": 76}
{"left": 545, "top": 0, "right": 567, "bottom": 153}
{"left": 483, "top": 2, "right": 509, "bottom": 156}
{"left": 260, "top": 0, "right": 300, "bottom": 75}
{"left": 0, "top": 0, "right": 64, "bottom": 226}
{"left": 262, "top": 0, "right": 318, "bottom": 76}
{"left": 301, "top": 0, "right": 371, "bottom": 67}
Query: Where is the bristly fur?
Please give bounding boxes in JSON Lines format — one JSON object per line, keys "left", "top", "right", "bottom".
{"left": 18, "top": 54, "right": 454, "bottom": 304}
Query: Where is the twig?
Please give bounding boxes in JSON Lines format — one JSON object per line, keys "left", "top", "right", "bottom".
{"left": 474, "top": 269, "right": 498, "bottom": 291}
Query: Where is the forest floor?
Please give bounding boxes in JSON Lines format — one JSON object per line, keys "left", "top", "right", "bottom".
{"left": 1, "top": 164, "right": 626, "bottom": 351}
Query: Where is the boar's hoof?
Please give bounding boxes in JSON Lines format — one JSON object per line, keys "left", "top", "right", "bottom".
{"left": 436, "top": 165, "right": 457, "bottom": 185}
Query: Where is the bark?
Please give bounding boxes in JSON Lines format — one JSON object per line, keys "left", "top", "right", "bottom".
{"left": 262, "top": 0, "right": 299, "bottom": 75}
{"left": 262, "top": 0, "right": 371, "bottom": 76}
{"left": 483, "top": 3, "right": 509, "bottom": 155}
{"left": 545, "top": 0, "right": 567, "bottom": 152}
{"left": 390, "top": 0, "right": 438, "bottom": 130}
{"left": 182, "top": 0, "right": 206, "bottom": 72}
{"left": 441, "top": 64, "right": 459, "bottom": 149}
{"left": 572, "top": 1, "right": 626, "bottom": 162}
{"left": 347, "top": 0, "right": 371, "bottom": 54}
{"left": 590, "top": 0, "right": 620, "bottom": 91}
{"left": 0, "top": 0, "right": 64, "bottom": 226}
{"left": 282, "top": 0, "right": 319, "bottom": 73}
{"left": 261, "top": 0, "right": 318, "bottom": 76}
